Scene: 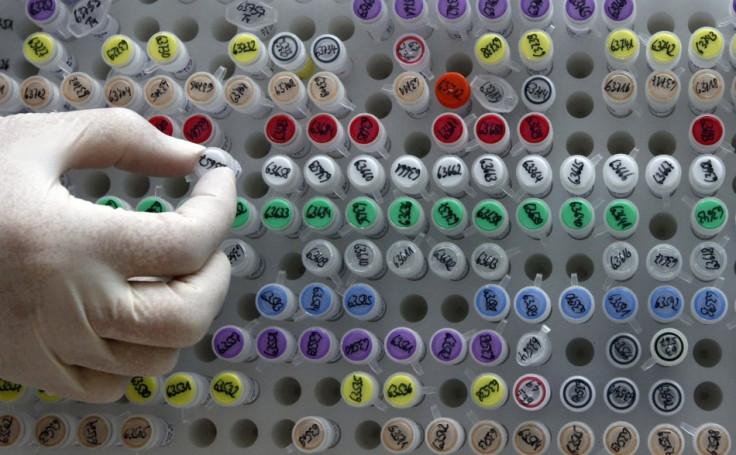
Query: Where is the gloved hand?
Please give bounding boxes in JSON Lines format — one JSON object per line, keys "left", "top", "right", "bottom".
{"left": 0, "top": 108, "right": 236, "bottom": 403}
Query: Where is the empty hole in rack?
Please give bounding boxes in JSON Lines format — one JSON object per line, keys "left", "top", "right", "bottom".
{"left": 208, "top": 55, "right": 235, "bottom": 79}
{"left": 439, "top": 378, "right": 467, "bottom": 408}
{"left": 566, "top": 92, "right": 594, "bottom": 118}
{"left": 441, "top": 295, "right": 469, "bottom": 323}
{"left": 139, "top": 0, "right": 157, "bottom": 3}
{"left": 732, "top": 134, "right": 736, "bottom": 150}
{"left": 134, "top": 17, "right": 160, "bottom": 42}
{"left": 365, "top": 92, "right": 393, "bottom": 118}
{"left": 649, "top": 212, "right": 677, "bottom": 240}
{"left": 15, "top": 19, "right": 40, "bottom": 41}
{"left": 566, "top": 338, "right": 594, "bottom": 366}
{"left": 400, "top": 294, "right": 428, "bottom": 322}
{"left": 566, "top": 132, "right": 594, "bottom": 156}
{"left": 607, "top": 131, "right": 635, "bottom": 155}
{"left": 354, "top": 421, "right": 382, "bottom": 450}
{"left": 123, "top": 174, "right": 151, "bottom": 198}
{"left": 91, "top": 57, "right": 111, "bottom": 80}
{"left": 565, "top": 254, "right": 594, "bottom": 282}
{"left": 693, "top": 339, "right": 722, "bottom": 367}
{"left": 271, "top": 420, "right": 295, "bottom": 448}
{"left": 314, "top": 377, "right": 341, "bottom": 406}
{"left": 566, "top": 52, "right": 594, "bottom": 79}
{"left": 273, "top": 377, "right": 302, "bottom": 405}
{"left": 245, "top": 132, "right": 271, "bottom": 158}
{"left": 404, "top": 132, "right": 431, "bottom": 158}
{"left": 290, "top": 17, "right": 316, "bottom": 41}
{"left": 647, "top": 12, "right": 675, "bottom": 34}
{"left": 648, "top": 131, "right": 676, "bottom": 155}
{"left": 242, "top": 172, "right": 268, "bottom": 198}
{"left": 172, "top": 16, "right": 199, "bottom": 42}
{"left": 524, "top": 254, "right": 552, "bottom": 281}
{"left": 279, "top": 253, "right": 306, "bottom": 279}
{"left": 231, "top": 419, "right": 258, "bottom": 448}
{"left": 328, "top": 15, "right": 356, "bottom": 41}
{"left": 83, "top": 171, "right": 111, "bottom": 198}
{"left": 188, "top": 418, "right": 217, "bottom": 448}
{"left": 211, "top": 17, "right": 238, "bottom": 42}
{"left": 694, "top": 381, "right": 722, "bottom": 411}
{"left": 237, "top": 293, "right": 260, "bottom": 321}
{"left": 163, "top": 177, "right": 190, "bottom": 199}
{"left": 688, "top": 11, "right": 716, "bottom": 33}
{"left": 13, "top": 59, "right": 39, "bottom": 79}
{"left": 732, "top": 175, "right": 736, "bottom": 194}
{"left": 366, "top": 54, "right": 394, "bottom": 80}
{"left": 193, "top": 333, "right": 216, "bottom": 362}
{"left": 445, "top": 52, "right": 473, "bottom": 77}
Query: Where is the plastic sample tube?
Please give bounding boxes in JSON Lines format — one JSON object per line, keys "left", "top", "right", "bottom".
{"left": 434, "top": 72, "right": 472, "bottom": 114}
{"left": 472, "top": 200, "right": 509, "bottom": 240}
{"left": 385, "top": 327, "right": 426, "bottom": 364}
{"left": 513, "top": 422, "right": 550, "bottom": 454}
{"left": 690, "top": 241, "right": 727, "bottom": 282}
{"left": 224, "top": 1, "right": 278, "bottom": 41}
{"left": 307, "top": 114, "right": 350, "bottom": 159}
{"left": 256, "top": 282, "right": 299, "bottom": 320}
{"left": 302, "top": 239, "right": 344, "bottom": 279}
{"left": 689, "top": 69, "right": 724, "bottom": 115}
{"left": 345, "top": 239, "right": 387, "bottom": 279}
{"left": 605, "top": 199, "right": 639, "bottom": 239}
{"left": 148, "top": 114, "right": 181, "bottom": 138}
{"left": 256, "top": 326, "right": 298, "bottom": 363}
{"left": 311, "top": 34, "right": 352, "bottom": 77}
{"left": 101, "top": 34, "right": 153, "bottom": 79}
{"left": 564, "top": 0, "right": 596, "bottom": 37}
{"left": 603, "top": 422, "right": 638, "bottom": 454}
{"left": 224, "top": 75, "right": 273, "bottom": 118}
{"left": 125, "top": 376, "right": 166, "bottom": 405}
{"left": 603, "top": 154, "right": 638, "bottom": 197}
{"left": 432, "top": 113, "right": 470, "bottom": 155}
{"left": 229, "top": 33, "right": 272, "bottom": 79}
{"left": 514, "top": 286, "right": 551, "bottom": 323}
{"left": 391, "top": 155, "right": 430, "bottom": 198}
{"left": 470, "top": 373, "right": 508, "bottom": 410}
{"left": 394, "top": 33, "right": 432, "bottom": 75}
{"left": 475, "top": 33, "right": 512, "bottom": 76}
{"left": 602, "top": 70, "right": 637, "bottom": 117}
{"left": 477, "top": 0, "right": 513, "bottom": 37}
{"left": 559, "top": 285, "right": 595, "bottom": 324}
{"left": 603, "top": 241, "right": 639, "bottom": 282}
{"left": 648, "top": 284, "right": 684, "bottom": 323}
{"left": 341, "top": 331, "right": 384, "bottom": 366}
{"left": 261, "top": 197, "right": 304, "bottom": 237}
{"left": 603, "top": 287, "right": 638, "bottom": 324}
{"left": 688, "top": 27, "right": 724, "bottom": 72}
{"left": 517, "top": 112, "right": 553, "bottom": 155}
{"left": 428, "top": 242, "right": 468, "bottom": 280}
{"left": 393, "top": 0, "right": 433, "bottom": 37}
{"left": 220, "top": 239, "right": 264, "bottom": 279}
{"left": 136, "top": 196, "right": 174, "bottom": 213}
{"left": 436, "top": 0, "right": 473, "bottom": 40}
{"left": 186, "top": 71, "right": 231, "bottom": 118}
{"left": 690, "top": 154, "right": 725, "bottom": 197}
{"left": 26, "top": 0, "right": 72, "bottom": 38}
{"left": 470, "top": 330, "right": 508, "bottom": 366}
{"left": 471, "top": 242, "right": 509, "bottom": 279}
{"left": 210, "top": 370, "right": 259, "bottom": 407}
{"left": 560, "top": 155, "right": 596, "bottom": 197}
{"left": 119, "top": 415, "right": 174, "bottom": 451}
{"left": 304, "top": 154, "right": 349, "bottom": 198}
{"left": 381, "top": 417, "right": 424, "bottom": 454}
{"left": 603, "top": 378, "right": 639, "bottom": 414}
{"left": 430, "top": 328, "right": 467, "bottom": 365}
{"left": 691, "top": 197, "right": 728, "bottom": 239}
{"left": 212, "top": 325, "right": 257, "bottom": 362}
{"left": 303, "top": 197, "right": 342, "bottom": 238}
{"left": 474, "top": 114, "right": 512, "bottom": 156}
{"left": 346, "top": 196, "right": 388, "bottom": 238}
{"left": 426, "top": 418, "right": 465, "bottom": 454}
{"left": 606, "top": 332, "right": 641, "bottom": 368}
{"left": 433, "top": 155, "right": 471, "bottom": 197}
{"left": 386, "top": 240, "right": 427, "bottom": 280}
{"left": 262, "top": 154, "right": 305, "bottom": 195}
{"left": 606, "top": 28, "right": 639, "bottom": 71}
{"left": 519, "top": 0, "right": 553, "bottom": 30}
{"left": 163, "top": 372, "right": 210, "bottom": 408}
{"left": 474, "top": 284, "right": 511, "bottom": 322}
{"left": 300, "top": 283, "right": 342, "bottom": 321}
{"left": 647, "top": 31, "right": 682, "bottom": 71}
{"left": 0, "top": 74, "right": 25, "bottom": 114}
{"left": 183, "top": 114, "right": 231, "bottom": 151}
{"left": 516, "top": 156, "right": 553, "bottom": 197}
{"left": 601, "top": 0, "right": 635, "bottom": 30}
{"left": 645, "top": 155, "right": 681, "bottom": 198}
{"left": 67, "top": 0, "right": 119, "bottom": 40}
{"left": 521, "top": 75, "right": 555, "bottom": 112}
{"left": 691, "top": 424, "right": 730, "bottom": 455}
{"left": 105, "top": 75, "right": 145, "bottom": 111}
{"left": 472, "top": 155, "right": 510, "bottom": 198}
{"left": 24, "top": 32, "right": 76, "bottom": 79}
{"left": 559, "top": 198, "right": 595, "bottom": 239}
{"left": 96, "top": 195, "right": 132, "bottom": 210}
{"left": 519, "top": 29, "right": 553, "bottom": 75}
{"left": 148, "top": 31, "right": 194, "bottom": 79}
{"left": 384, "top": 372, "right": 425, "bottom": 409}
{"left": 559, "top": 376, "right": 596, "bottom": 413}
{"left": 61, "top": 72, "right": 106, "bottom": 109}
{"left": 558, "top": 422, "right": 594, "bottom": 455}
{"left": 292, "top": 416, "right": 340, "bottom": 453}
{"left": 517, "top": 198, "right": 551, "bottom": 239}
{"left": 265, "top": 113, "right": 310, "bottom": 158}
{"left": 343, "top": 283, "right": 386, "bottom": 321}
{"left": 232, "top": 197, "right": 264, "bottom": 238}
{"left": 77, "top": 414, "right": 118, "bottom": 449}
{"left": 393, "top": 71, "right": 431, "bottom": 118}
{"left": 691, "top": 287, "right": 728, "bottom": 324}
{"left": 269, "top": 32, "right": 315, "bottom": 79}
{"left": 349, "top": 113, "right": 391, "bottom": 157}
{"left": 645, "top": 70, "right": 680, "bottom": 117}
{"left": 348, "top": 155, "right": 389, "bottom": 198}
{"left": 353, "top": 0, "right": 395, "bottom": 42}
{"left": 513, "top": 374, "right": 551, "bottom": 411}
{"left": 308, "top": 71, "right": 353, "bottom": 118}
{"left": 647, "top": 424, "right": 684, "bottom": 455}
{"left": 649, "top": 328, "right": 688, "bottom": 367}
{"left": 432, "top": 197, "right": 468, "bottom": 238}
{"left": 268, "top": 71, "right": 312, "bottom": 118}
{"left": 20, "top": 75, "right": 72, "bottom": 112}
{"left": 388, "top": 197, "right": 427, "bottom": 237}
{"left": 298, "top": 327, "right": 341, "bottom": 364}
{"left": 144, "top": 75, "right": 192, "bottom": 115}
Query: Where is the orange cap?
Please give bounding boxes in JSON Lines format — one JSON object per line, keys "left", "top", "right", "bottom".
{"left": 434, "top": 72, "right": 471, "bottom": 109}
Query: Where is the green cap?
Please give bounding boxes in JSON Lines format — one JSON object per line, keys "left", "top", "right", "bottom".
{"left": 560, "top": 198, "right": 593, "bottom": 231}
{"left": 96, "top": 196, "right": 125, "bottom": 209}
{"left": 432, "top": 198, "right": 466, "bottom": 230}
{"left": 517, "top": 198, "right": 550, "bottom": 231}
{"left": 605, "top": 199, "right": 638, "bottom": 233}
{"left": 303, "top": 197, "right": 336, "bottom": 230}
{"left": 347, "top": 197, "right": 379, "bottom": 230}
{"left": 473, "top": 200, "right": 507, "bottom": 232}
{"left": 137, "top": 197, "right": 170, "bottom": 213}
{"left": 233, "top": 197, "right": 252, "bottom": 230}
{"left": 262, "top": 198, "right": 295, "bottom": 231}
{"left": 389, "top": 197, "right": 422, "bottom": 230}
{"left": 693, "top": 197, "right": 727, "bottom": 231}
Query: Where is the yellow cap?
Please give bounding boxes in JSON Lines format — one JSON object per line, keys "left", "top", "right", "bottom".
{"left": 471, "top": 373, "right": 507, "bottom": 409}
{"left": 37, "top": 389, "right": 63, "bottom": 403}
{"left": 691, "top": 27, "right": 724, "bottom": 60}
{"left": 519, "top": 30, "right": 552, "bottom": 61}
{"left": 148, "top": 32, "right": 179, "bottom": 64}
{"left": 210, "top": 371, "right": 243, "bottom": 406}
{"left": 384, "top": 373, "right": 420, "bottom": 408}
{"left": 24, "top": 32, "right": 55, "bottom": 64}
{"left": 230, "top": 33, "right": 261, "bottom": 65}
{"left": 164, "top": 373, "right": 197, "bottom": 407}
{"left": 649, "top": 32, "right": 680, "bottom": 64}
{"left": 0, "top": 379, "right": 26, "bottom": 403}
{"left": 341, "top": 372, "right": 375, "bottom": 407}
{"left": 125, "top": 376, "right": 159, "bottom": 404}
{"left": 476, "top": 33, "right": 507, "bottom": 65}
{"left": 103, "top": 35, "right": 134, "bottom": 66}
{"left": 607, "top": 29, "right": 638, "bottom": 60}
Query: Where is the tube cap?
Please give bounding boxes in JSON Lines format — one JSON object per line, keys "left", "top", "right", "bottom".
{"left": 474, "top": 284, "right": 511, "bottom": 321}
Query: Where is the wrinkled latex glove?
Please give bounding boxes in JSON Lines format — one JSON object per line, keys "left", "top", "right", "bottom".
{"left": 0, "top": 108, "right": 236, "bottom": 403}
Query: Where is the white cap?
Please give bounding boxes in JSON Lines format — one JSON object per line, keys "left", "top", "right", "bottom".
{"left": 387, "top": 240, "right": 427, "bottom": 280}
{"left": 302, "top": 239, "right": 343, "bottom": 278}
{"left": 195, "top": 147, "right": 243, "bottom": 180}
{"left": 515, "top": 329, "right": 552, "bottom": 366}
{"left": 348, "top": 155, "right": 387, "bottom": 195}
{"left": 603, "top": 241, "right": 639, "bottom": 281}
{"left": 470, "top": 243, "right": 509, "bottom": 280}
{"left": 603, "top": 154, "right": 638, "bottom": 197}
{"left": 311, "top": 34, "right": 352, "bottom": 77}
{"left": 303, "top": 154, "right": 347, "bottom": 196}
{"left": 559, "top": 376, "right": 596, "bottom": 413}
{"left": 648, "top": 383, "right": 684, "bottom": 416}
{"left": 649, "top": 328, "right": 688, "bottom": 367}
{"left": 606, "top": 332, "right": 641, "bottom": 368}
{"left": 428, "top": 242, "right": 468, "bottom": 281}
{"left": 690, "top": 241, "right": 727, "bottom": 282}
{"left": 262, "top": 154, "right": 304, "bottom": 194}
{"left": 559, "top": 155, "right": 595, "bottom": 196}
{"left": 471, "top": 154, "right": 509, "bottom": 198}
{"left": 432, "top": 155, "right": 470, "bottom": 197}
{"left": 645, "top": 155, "right": 681, "bottom": 198}
{"left": 645, "top": 243, "right": 682, "bottom": 282}
{"left": 521, "top": 75, "right": 556, "bottom": 112}
{"left": 516, "top": 155, "right": 553, "bottom": 197}
{"left": 344, "top": 239, "right": 385, "bottom": 279}
{"left": 391, "top": 155, "right": 429, "bottom": 197}
{"left": 512, "top": 375, "right": 552, "bottom": 411}
{"left": 220, "top": 239, "right": 264, "bottom": 279}
{"left": 603, "top": 379, "right": 639, "bottom": 413}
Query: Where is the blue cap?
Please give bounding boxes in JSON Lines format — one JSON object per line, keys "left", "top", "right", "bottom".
{"left": 343, "top": 284, "right": 379, "bottom": 318}
{"left": 691, "top": 287, "right": 728, "bottom": 324}
{"left": 300, "top": 283, "right": 333, "bottom": 317}
{"left": 603, "top": 287, "right": 638, "bottom": 322}
{"left": 648, "top": 286, "right": 684, "bottom": 323}
{"left": 514, "top": 286, "right": 551, "bottom": 323}
{"left": 256, "top": 284, "right": 290, "bottom": 317}
{"left": 559, "top": 286, "right": 594, "bottom": 323}
{"left": 474, "top": 285, "right": 510, "bottom": 321}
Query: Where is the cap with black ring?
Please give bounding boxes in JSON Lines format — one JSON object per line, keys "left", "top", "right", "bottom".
{"left": 604, "top": 377, "right": 639, "bottom": 413}
{"left": 649, "top": 379, "right": 684, "bottom": 416}
{"left": 559, "top": 376, "right": 596, "bottom": 413}
{"left": 606, "top": 333, "right": 641, "bottom": 369}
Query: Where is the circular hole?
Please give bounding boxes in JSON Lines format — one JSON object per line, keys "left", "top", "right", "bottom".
{"left": 279, "top": 252, "right": 306, "bottom": 280}
{"left": 271, "top": 420, "right": 295, "bottom": 448}
{"left": 649, "top": 212, "right": 678, "bottom": 240}
{"left": 648, "top": 131, "right": 676, "bottom": 155}
{"left": 245, "top": 132, "right": 271, "bottom": 158}
{"left": 565, "top": 254, "right": 594, "bottom": 282}
{"left": 15, "top": 20, "right": 41, "bottom": 41}
{"left": 607, "top": 131, "right": 635, "bottom": 155}
{"left": 237, "top": 293, "right": 260, "bottom": 321}
{"left": 231, "top": 419, "right": 258, "bottom": 448}
{"left": 91, "top": 57, "right": 111, "bottom": 80}
{"left": 188, "top": 418, "right": 217, "bottom": 448}
{"left": 355, "top": 421, "right": 381, "bottom": 450}
{"left": 694, "top": 381, "right": 722, "bottom": 411}
{"left": 439, "top": 378, "right": 467, "bottom": 408}
{"left": 366, "top": 54, "right": 394, "bottom": 80}
{"left": 314, "top": 377, "right": 341, "bottom": 406}
{"left": 193, "top": 333, "right": 216, "bottom": 362}
{"left": 400, "top": 294, "right": 428, "bottom": 322}
{"left": 242, "top": 172, "right": 268, "bottom": 199}
{"left": 172, "top": 16, "right": 199, "bottom": 42}
{"left": 566, "top": 338, "right": 595, "bottom": 366}
{"left": 693, "top": 339, "right": 722, "bottom": 368}
{"left": 211, "top": 17, "right": 238, "bottom": 42}
{"left": 441, "top": 295, "right": 469, "bottom": 323}
{"left": 273, "top": 377, "right": 302, "bottom": 405}
{"left": 566, "top": 92, "right": 594, "bottom": 118}
{"left": 84, "top": 171, "right": 111, "bottom": 198}
{"left": 647, "top": 12, "right": 675, "bottom": 34}
{"left": 445, "top": 52, "right": 473, "bottom": 77}
{"left": 566, "top": 52, "right": 594, "bottom": 79}
{"left": 365, "top": 92, "right": 392, "bottom": 119}
{"left": 566, "top": 132, "right": 594, "bottom": 156}
{"left": 163, "top": 177, "right": 190, "bottom": 199}
{"left": 524, "top": 254, "right": 553, "bottom": 281}
{"left": 403, "top": 132, "right": 431, "bottom": 158}
{"left": 289, "top": 16, "right": 316, "bottom": 41}
{"left": 13, "top": 59, "right": 39, "bottom": 79}
{"left": 123, "top": 174, "right": 151, "bottom": 198}
{"left": 731, "top": 134, "right": 736, "bottom": 150}
{"left": 209, "top": 55, "right": 235, "bottom": 79}
{"left": 688, "top": 11, "right": 716, "bottom": 33}
{"left": 134, "top": 17, "right": 160, "bottom": 42}
{"left": 328, "top": 15, "right": 355, "bottom": 41}
{"left": 732, "top": 176, "right": 736, "bottom": 194}
{"left": 139, "top": 0, "right": 157, "bottom": 3}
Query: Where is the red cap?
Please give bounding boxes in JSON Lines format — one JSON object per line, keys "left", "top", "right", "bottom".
{"left": 266, "top": 114, "right": 297, "bottom": 144}
{"left": 434, "top": 72, "right": 471, "bottom": 109}
{"left": 518, "top": 113, "right": 551, "bottom": 144}
{"left": 475, "top": 113, "right": 507, "bottom": 145}
{"left": 308, "top": 114, "right": 339, "bottom": 144}
{"left": 149, "top": 115, "right": 174, "bottom": 136}
{"left": 691, "top": 115, "right": 723, "bottom": 146}
{"left": 349, "top": 113, "right": 380, "bottom": 144}
{"left": 433, "top": 113, "right": 465, "bottom": 144}
{"left": 183, "top": 114, "right": 213, "bottom": 144}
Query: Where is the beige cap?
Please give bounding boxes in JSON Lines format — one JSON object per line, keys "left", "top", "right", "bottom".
{"left": 309, "top": 72, "right": 341, "bottom": 104}
{"left": 186, "top": 72, "right": 218, "bottom": 103}
{"left": 603, "top": 71, "right": 636, "bottom": 102}
{"left": 35, "top": 414, "right": 69, "bottom": 448}
{"left": 690, "top": 69, "right": 723, "bottom": 101}
{"left": 120, "top": 416, "right": 153, "bottom": 450}
{"left": 225, "top": 75, "right": 256, "bottom": 106}
{"left": 558, "top": 422, "right": 594, "bottom": 455}
{"left": 648, "top": 424, "right": 683, "bottom": 455}
{"left": 269, "top": 72, "right": 302, "bottom": 104}
{"left": 382, "top": 417, "right": 421, "bottom": 453}
{"left": 20, "top": 76, "right": 51, "bottom": 108}
{"left": 62, "top": 73, "right": 94, "bottom": 104}
{"left": 604, "top": 422, "right": 639, "bottom": 455}
{"left": 393, "top": 72, "right": 426, "bottom": 104}
{"left": 513, "top": 421, "right": 549, "bottom": 455}
{"left": 470, "top": 420, "right": 507, "bottom": 454}
{"left": 145, "top": 75, "right": 176, "bottom": 107}
{"left": 695, "top": 424, "right": 730, "bottom": 455}
{"left": 0, "top": 414, "right": 23, "bottom": 447}
{"left": 105, "top": 76, "right": 136, "bottom": 107}
{"left": 77, "top": 415, "right": 111, "bottom": 449}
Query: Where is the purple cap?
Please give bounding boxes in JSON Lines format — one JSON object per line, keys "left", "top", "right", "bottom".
{"left": 520, "top": 0, "right": 550, "bottom": 19}
{"left": 27, "top": 0, "right": 56, "bottom": 22}
{"left": 354, "top": 0, "right": 383, "bottom": 21}
{"left": 565, "top": 0, "right": 595, "bottom": 21}
{"left": 471, "top": 330, "right": 505, "bottom": 364}
{"left": 477, "top": 0, "right": 508, "bottom": 20}
{"left": 342, "top": 329, "right": 374, "bottom": 362}
{"left": 257, "top": 327, "right": 289, "bottom": 360}
{"left": 386, "top": 328, "right": 419, "bottom": 361}
{"left": 299, "top": 328, "right": 333, "bottom": 361}
{"left": 431, "top": 329, "right": 464, "bottom": 362}
{"left": 603, "top": 0, "right": 634, "bottom": 21}
{"left": 395, "top": 0, "right": 425, "bottom": 20}
{"left": 438, "top": 0, "right": 468, "bottom": 19}
{"left": 213, "top": 326, "right": 247, "bottom": 360}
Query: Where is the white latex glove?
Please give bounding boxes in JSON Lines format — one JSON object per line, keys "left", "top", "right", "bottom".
{"left": 0, "top": 108, "right": 236, "bottom": 403}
